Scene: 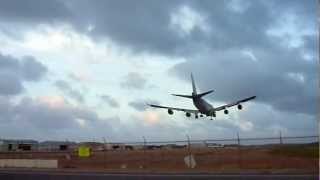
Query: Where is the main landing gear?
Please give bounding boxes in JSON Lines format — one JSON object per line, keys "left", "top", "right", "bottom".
{"left": 210, "top": 112, "right": 216, "bottom": 120}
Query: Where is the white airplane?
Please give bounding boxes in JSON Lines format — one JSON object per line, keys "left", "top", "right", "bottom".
{"left": 148, "top": 74, "right": 256, "bottom": 120}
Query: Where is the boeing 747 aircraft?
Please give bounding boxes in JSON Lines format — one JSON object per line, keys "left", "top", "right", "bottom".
{"left": 148, "top": 74, "right": 256, "bottom": 120}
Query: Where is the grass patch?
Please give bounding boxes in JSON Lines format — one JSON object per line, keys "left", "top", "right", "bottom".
{"left": 269, "top": 144, "right": 319, "bottom": 158}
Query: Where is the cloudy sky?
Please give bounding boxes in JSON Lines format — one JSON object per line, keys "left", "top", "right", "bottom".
{"left": 0, "top": 0, "right": 318, "bottom": 142}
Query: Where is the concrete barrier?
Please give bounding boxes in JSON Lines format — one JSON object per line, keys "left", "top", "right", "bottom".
{"left": 0, "top": 159, "right": 57, "bottom": 168}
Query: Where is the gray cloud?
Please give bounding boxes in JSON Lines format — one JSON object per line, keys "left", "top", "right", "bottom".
{"left": 0, "top": 0, "right": 71, "bottom": 23}
{"left": 0, "top": 96, "right": 14, "bottom": 123}
{"left": 0, "top": 97, "right": 76, "bottom": 130}
{"left": 0, "top": 96, "right": 117, "bottom": 141}
{"left": 62, "top": 1, "right": 281, "bottom": 56}
{"left": 68, "top": 1, "right": 270, "bottom": 55}
{"left": 55, "top": 80, "right": 84, "bottom": 103}
{"left": 0, "top": 94, "right": 316, "bottom": 141}
{"left": 0, "top": 0, "right": 316, "bottom": 58}
{"left": 0, "top": 73, "right": 23, "bottom": 95}
{"left": 128, "top": 99, "right": 159, "bottom": 112}
{"left": 100, "top": 95, "right": 120, "bottom": 108}
{"left": 68, "top": 0, "right": 186, "bottom": 55}
{"left": 120, "top": 72, "right": 147, "bottom": 89}
{"left": 21, "top": 56, "right": 48, "bottom": 81}
{"left": 0, "top": 53, "right": 47, "bottom": 95}
{"left": 0, "top": 0, "right": 72, "bottom": 40}
{"left": 66, "top": 0, "right": 316, "bottom": 135}
{"left": 0, "top": 0, "right": 317, "bottom": 141}
{"left": 170, "top": 45, "right": 317, "bottom": 115}
{"left": 62, "top": 0, "right": 318, "bottom": 117}
{"left": 14, "top": 97, "right": 83, "bottom": 129}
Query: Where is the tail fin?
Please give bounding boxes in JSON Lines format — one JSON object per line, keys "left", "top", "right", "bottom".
{"left": 191, "top": 73, "right": 197, "bottom": 95}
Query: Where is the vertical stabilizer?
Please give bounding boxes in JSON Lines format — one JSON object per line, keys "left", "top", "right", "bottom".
{"left": 191, "top": 73, "right": 197, "bottom": 95}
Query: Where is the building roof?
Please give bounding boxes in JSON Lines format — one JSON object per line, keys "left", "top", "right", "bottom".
{"left": 39, "top": 141, "right": 77, "bottom": 145}
{"left": 0, "top": 139, "right": 38, "bottom": 144}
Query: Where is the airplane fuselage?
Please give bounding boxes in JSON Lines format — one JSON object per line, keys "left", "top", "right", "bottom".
{"left": 192, "top": 97, "right": 213, "bottom": 115}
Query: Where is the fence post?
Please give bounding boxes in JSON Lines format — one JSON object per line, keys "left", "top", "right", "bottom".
{"left": 102, "top": 137, "right": 107, "bottom": 169}
{"left": 237, "top": 132, "right": 242, "bottom": 169}
{"left": 279, "top": 131, "right": 285, "bottom": 169}
{"left": 142, "top": 136, "right": 146, "bottom": 169}
{"left": 237, "top": 132, "right": 241, "bottom": 146}
{"left": 186, "top": 134, "right": 191, "bottom": 169}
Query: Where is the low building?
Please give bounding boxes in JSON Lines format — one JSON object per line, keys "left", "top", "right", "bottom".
{"left": 39, "top": 141, "right": 77, "bottom": 151}
{"left": 161, "top": 144, "right": 186, "bottom": 150}
{"left": 206, "top": 143, "right": 224, "bottom": 148}
{"left": 0, "top": 139, "right": 38, "bottom": 151}
{"left": 131, "top": 144, "right": 144, "bottom": 150}
{"left": 189, "top": 142, "right": 207, "bottom": 149}
{"left": 78, "top": 142, "right": 104, "bottom": 151}
{"left": 107, "top": 143, "right": 126, "bottom": 150}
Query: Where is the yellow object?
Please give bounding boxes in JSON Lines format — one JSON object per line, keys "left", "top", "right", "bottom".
{"left": 78, "top": 146, "right": 91, "bottom": 157}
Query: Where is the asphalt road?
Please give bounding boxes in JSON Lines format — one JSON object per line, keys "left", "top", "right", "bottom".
{"left": 0, "top": 170, "right": 317, "bottom": 180}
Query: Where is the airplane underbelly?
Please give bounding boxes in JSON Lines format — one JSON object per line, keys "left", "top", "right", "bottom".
{"left": 193, "top": 99, "right": 212, "bottom": 114}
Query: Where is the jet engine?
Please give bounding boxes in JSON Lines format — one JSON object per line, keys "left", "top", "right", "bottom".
{"left": 237, "top": 104, "right": 242, "bottom": 110}
{"left": 186, "top": 112, "right": 191, "bottom": 117}
{"left": 168, "top": 109, "right": 174, "bottom": 115}
{"left": 224, "top": 109, "right": 229, "bottom": 114}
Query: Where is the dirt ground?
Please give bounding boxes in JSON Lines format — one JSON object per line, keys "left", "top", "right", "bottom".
{"left": 0, "top": 146, "right": 318, "bottom": 173}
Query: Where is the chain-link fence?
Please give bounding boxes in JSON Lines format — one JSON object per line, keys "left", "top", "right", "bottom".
{"left": 0, "top": 135, "right": 318, "bottom": 172}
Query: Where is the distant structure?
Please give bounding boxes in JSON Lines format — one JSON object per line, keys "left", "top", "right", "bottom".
{"left": 79, "top": 142, "right": 104, "bottom": 151}
{"left": 189, "top": 142, "right": 207, "bottom": 149}
{"left": 206, "top": 143, "right": 224, "bottom": 148}
{"left": 161, "top": 144, "right": 186, "bottom": 150}
{"left": 39, "top": 141, "right": 77, "bottom": 151}
{"left": 0, "top": 139, "right": 38, "bottom": 151}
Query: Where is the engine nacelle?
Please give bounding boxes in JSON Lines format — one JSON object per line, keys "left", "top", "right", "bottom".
{"left": 237, "top": 104, "right": 242, "bottom": 110}
{"left": 186, "top": 112, "right": 191, "bottom": 117}
{"left": 224, "top": 109, "right": 229, "bottom": 114}
{"left": 168, "top": 109, "right": 174, "bottom": 115}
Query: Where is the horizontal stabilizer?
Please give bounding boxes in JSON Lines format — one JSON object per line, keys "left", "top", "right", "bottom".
{"left": 196, "top": 90, "right": 214, "bottom": 98}
{"left": 171, "top": 94, "right": 193, "bottom": 98}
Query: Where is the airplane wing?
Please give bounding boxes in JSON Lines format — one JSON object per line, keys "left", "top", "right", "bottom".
{"left": 148, "top": 104, "right": 199, "bottom": 114}
{"left": 214, "top": 96, "right": 256, "bottom": 111}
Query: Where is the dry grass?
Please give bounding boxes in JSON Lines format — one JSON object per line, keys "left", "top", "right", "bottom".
{"left": 0, "top": 145, "right": 318, "bottom": 173}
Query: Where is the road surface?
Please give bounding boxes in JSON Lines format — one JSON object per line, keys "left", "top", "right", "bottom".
{"left": 0, "top": 170, "right": 317, "bottom": 180}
